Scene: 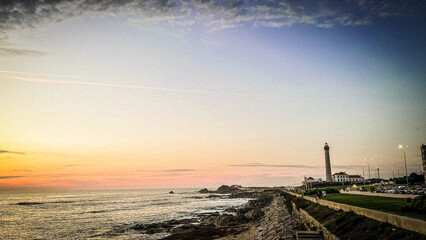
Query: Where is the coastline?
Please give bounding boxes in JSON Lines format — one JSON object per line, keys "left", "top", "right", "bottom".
{"left": 155, "top": 187, "right": 302, "bottom": 239}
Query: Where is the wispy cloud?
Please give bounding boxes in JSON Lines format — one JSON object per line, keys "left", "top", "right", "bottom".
{"left": 136, "top": 169, "right": 195, "bottom": 173}
{"left": 1, "top": 75, "right": 207, "bottom": 93}
{"left": 0, "top": 176, "right": 23, "bottom": 179}
{"left": 333, "top": 164, "right": 362, "bottom": 169}
{"left": 228, "top": 163, "right": 316, "bottom": 168}
{"left": 0, "top": 150, "right": 24, "bottom": 155}
{"left": 0, "top": 47, "right": 46, "bottom": 56}
{"left": 64, "top": 164, "right": 78, "bottom": 167}
{"left": 0, "top": 74, "right": 263, "bottom": 97}
{"left": 228, "top": 163, "right": 363, "bottom": 169}
{"left": 0, "top": 70, "right": 77, "bottom": 79}
{"left": 162, "top": 169, "right": 194, "bottom": 172}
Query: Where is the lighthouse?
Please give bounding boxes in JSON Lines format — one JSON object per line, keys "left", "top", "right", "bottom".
{"left": 324, "top": 142, "right": 333, "bottom": 182}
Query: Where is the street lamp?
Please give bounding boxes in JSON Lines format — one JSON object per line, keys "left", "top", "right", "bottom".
{"left": 399, "top": 145, "right": 409, "bottom": 188}
{"left": 362, "top": 164, "right": 366, "bottom": 185}
{"left": 365, "top": 158, "right": 371, "bottom": 180}
{"left": 392, "top": 166, "right": 395, "bottom": 179}
{"left": 375, "top": 166, "right": 378, "bottom": 179}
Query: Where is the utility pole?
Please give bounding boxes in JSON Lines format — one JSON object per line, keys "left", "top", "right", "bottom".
{"left": 399, "top": 145, "right": 409, "bottom": 188}
{"left": 362, "top": 164, "right": 366, "bottom": 185}
{"left": 365, "top": 159, "right": 371, "bottom": 180}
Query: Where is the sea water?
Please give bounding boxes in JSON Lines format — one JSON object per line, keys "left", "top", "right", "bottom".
{"left": 0, "top": 189, "right": 249, "bottom": 239}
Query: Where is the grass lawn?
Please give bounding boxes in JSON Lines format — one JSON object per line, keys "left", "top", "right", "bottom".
{"left": 325, "top": 185, "right": 351, "bottom": 191}
{"left": 325, "top": 193, "right": 426, "bottom": 221}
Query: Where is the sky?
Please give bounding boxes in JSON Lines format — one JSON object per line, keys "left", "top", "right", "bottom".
{"left": 0, "top": 0, "right": 425, "bottom": 190}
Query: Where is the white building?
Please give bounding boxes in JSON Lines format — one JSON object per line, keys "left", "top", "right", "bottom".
{"left": 333, "top": 172, "right": 349, "bottom": 182}
{"left": 349, "top": 175, "right": 363, "bottom": 182}
{"left": 333, "top": 172, "right": 364, "bottom": 182}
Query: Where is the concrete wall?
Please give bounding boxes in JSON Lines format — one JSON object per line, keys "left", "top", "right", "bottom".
{"left": 292, "top": 202, "right": 339, "bottom": 240}
{"left": 287, "top": 192, "right": 426, "bottom": 235}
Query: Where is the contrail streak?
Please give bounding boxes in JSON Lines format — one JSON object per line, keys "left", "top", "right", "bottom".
{"left": 1, "top": 75, "right": 212, "bottom": 94}
{"left": 1, "top": 74, "right": 266, "bottom": 97}
{"left": 0, "top": 70, "right": 78, "bottom": 79}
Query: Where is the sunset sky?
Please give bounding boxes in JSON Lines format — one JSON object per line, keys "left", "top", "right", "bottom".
{"left": 1, "top": 0, "right": 425, "bottom": 190}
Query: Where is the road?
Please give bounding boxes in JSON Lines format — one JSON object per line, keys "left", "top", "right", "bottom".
{"left": 339, "top": 190, "right": 418, "bottom": 199}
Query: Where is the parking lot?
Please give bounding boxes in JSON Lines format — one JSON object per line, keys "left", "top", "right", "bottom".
{"left": 340, "top": 185, "right": 425, "bottom": 199}
{"left": 376, "top": 185, "right": 425, "bottom": 195}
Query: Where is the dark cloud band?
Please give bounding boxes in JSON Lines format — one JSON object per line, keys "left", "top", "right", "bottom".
{"left": 0, "top": 0, "right": 423, "bottom": 40}
{"left": 0, "top": 176, "right": 23, "bottom": 179}
{"left": 0, "top": 150, "right": 24, "bottom": 155}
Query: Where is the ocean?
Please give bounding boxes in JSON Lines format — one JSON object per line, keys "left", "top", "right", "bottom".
{"left": 0, "top": 189, "right": 249, "bottom": 239}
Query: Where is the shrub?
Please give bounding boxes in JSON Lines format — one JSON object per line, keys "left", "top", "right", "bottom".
{"left": 401, "top": 195, "right": 426, "bottom": 213}
{"left": 306, "top": 188, "right": 340, "bottom": 195}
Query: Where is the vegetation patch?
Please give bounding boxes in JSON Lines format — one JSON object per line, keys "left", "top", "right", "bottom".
{"left": 280, "top": 192, "right": 426, "bottom": 240}
{"left": 326, "top": 193, "right": 425, "bottom": 221}
{"left": 401, "top": 195, "right": 426, "bottom": 214}
{"left": 305, "top": 188, "right": 340, "bottom": 195}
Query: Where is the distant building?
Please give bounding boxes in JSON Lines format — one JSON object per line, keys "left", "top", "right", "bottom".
{"left": 324, "top": 142, "right": 333, "bottom": 182}
{"left": 305, "top": 177, "right": 316, "bottom": 183}
{"left": 349, "top": 175, "right": 363, "bottom": 182}
{"left": 303, "top": 176, "right": 321, "bottom": 190}
{"left": 421, "top": 144, "right": 426, "bottom": 183}
{"left": 333, "top": 172, "right": 363, "bottom": 182}
{"left": 333, "top": 172, "right": 349, "bottom": 182}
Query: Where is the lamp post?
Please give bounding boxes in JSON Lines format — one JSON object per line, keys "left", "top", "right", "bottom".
{"left": 362, "top": 164, "right": 366, "bottom": 185}
{"left": 399, "top": 145, "right": 409, "bottom": 188}
{"left": 392, "top": 167, "right": 395, "bottom": 179}
{"left": 375, "top": 166, "right": 378, "bottom": 179}
{"left": 365, "top": 159, "right": 371, "bottom": 180}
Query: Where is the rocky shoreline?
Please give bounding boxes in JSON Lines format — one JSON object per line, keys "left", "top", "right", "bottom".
{"left": 119, "top": 186, "right": 302, "bottom": 239}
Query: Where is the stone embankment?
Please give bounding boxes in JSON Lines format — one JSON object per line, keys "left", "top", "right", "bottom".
{"left": 281, "top": 192, "right": 426, "bottom": 240}
{"left": 287, "top": 191, "right": 426, "bottom": 235}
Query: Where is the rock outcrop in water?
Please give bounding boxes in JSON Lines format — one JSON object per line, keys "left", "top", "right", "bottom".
{"left": 199, "top": 185, "right": 244, "bottom": 194}
{"left": 198, "top": 188, "right": 209, "bottom": 193}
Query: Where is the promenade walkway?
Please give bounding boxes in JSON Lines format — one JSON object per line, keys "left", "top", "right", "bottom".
{"left": 339, "top": 190, "right": 418, "bottom": 199}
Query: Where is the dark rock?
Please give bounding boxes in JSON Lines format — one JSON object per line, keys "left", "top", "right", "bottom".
{"left": 171, "top": 224, "right": 204, "bottom": 235}
{"left": 16, "top": 202, "right": 44, "bottom": 205}
{"left": 206, "top": 194, "right": 224, "bottom": 198}
{"left": 198, "top": 211, "right": 220, "bottom": 218}
{"left": 129, "top": 218, "right": 198, "bottom": 234}
{"left": 244, "top": 209, "right": 262, "bottom": 220}
{"left": 199, "top": 188, "right": 210, "bottom": 193}
{"left": 230, "top": 191, "right": 262, "bottom": 198}
{"left": 216, "top": 185, "right": 233, "bottom": 193}
{"left": 169, "top": 191, "right": 174, "bottom": 194}
{"left": 215, "top": 214, "right": 235, "bottom": 226}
